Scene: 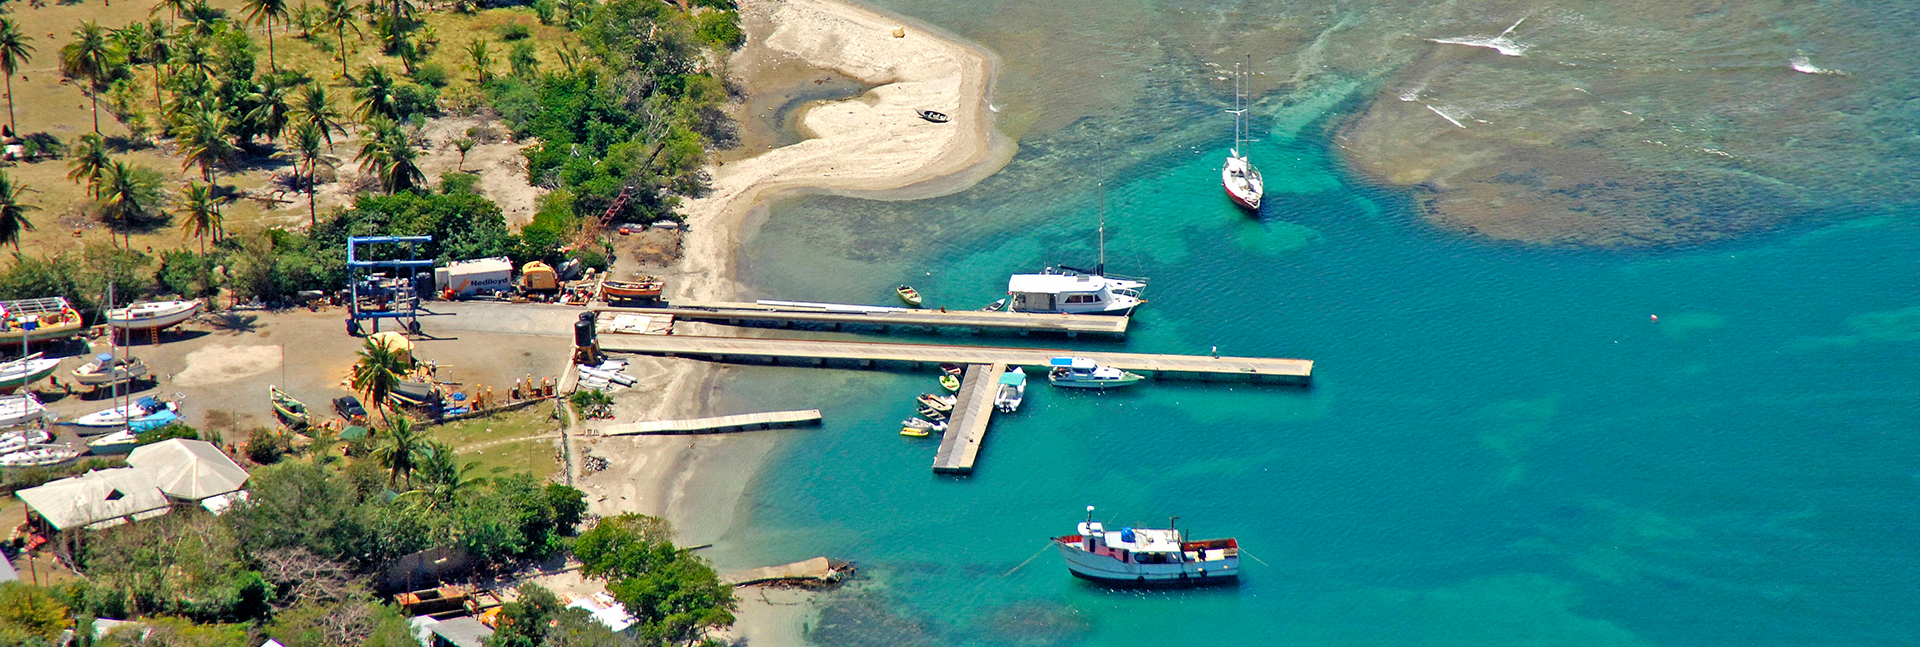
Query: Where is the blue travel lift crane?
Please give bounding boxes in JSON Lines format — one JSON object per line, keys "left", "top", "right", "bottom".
{"left": 346, "top": 235, "right": 433, "bottom": 337}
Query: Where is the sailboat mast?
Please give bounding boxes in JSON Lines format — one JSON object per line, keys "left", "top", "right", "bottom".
{"left": 1097, "top": 185, "right": 1107, "bottom": 276}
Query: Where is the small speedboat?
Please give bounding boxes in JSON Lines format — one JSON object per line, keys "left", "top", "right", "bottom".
{"left": 0, "top": 393, "right": 53, "bottom": 428}
{"left": 916, "top": 109, "right": 950, "bottom": 123}
{"left": 897, "top": 285, "right": 923, "bottom": 307}
{"left": 0, "top": 446, "right": 80, "bottom": 468}
{"left": 72, "top": 353, "right": 149, "bottom": 387}
{"left": 1047, "top": 357, "right": 1144, "bottom": 389}
{"left": 601, "top": 278, "right": 665, "bottom": 301}
{"left": 0, "top": 355, "right": 61, "bottom": 393}
{"left": 899, "top": 417, "right": 946, "bottom": 437}
{"left": 916, "top": 393, "right": 955, "bottom": 412}
{"left": 106, "top": 299, "right": 203, "bottom": 330}
{"left": 86, "top": 429, "right": 140, "bottom": 454}
{"left": 71, "top": 396, "right": 172, "bottom": 430}
{"left": 939, "top": 374, "right": 960, "bottom": 392}
{"left": 270, "top": 385, "right": 310, "bottom": 429}
{"left": 994, "top": 366, "right": 1028, "bottom": 412}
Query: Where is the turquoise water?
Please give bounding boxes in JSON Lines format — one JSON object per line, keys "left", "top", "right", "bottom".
{"left": 704, "top": 1, "right": 1920, "bottom": 645}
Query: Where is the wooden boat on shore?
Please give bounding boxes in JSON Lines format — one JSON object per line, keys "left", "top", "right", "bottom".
{"left": 270, "top": 386, "right": 310, "bottom": 429}
{"left": 897, "top": 285, "right": 923, "bottom": 307}
{"left": 106, "top": 299, "right": 203, "bottom": 330}
{"left": 1054, "top": 506, "right": 1239, "bottom": 587}
{"left": 72, "top": 353, "right": 149, "bottom": 387}
{"left": 0, "top": 297, "right": 84, "bottom": 343}
{"left": 916, "top": 109, "right": 950, "bottom": 123}
{"left": 0, "top": 355, "right": 61, "bottom": 393}
{"left": 601, "top": 278, "right": 665, "bottom": 301}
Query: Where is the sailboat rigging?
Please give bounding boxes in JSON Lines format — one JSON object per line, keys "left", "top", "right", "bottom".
{"left": 1222, "top": 56, "right": 1264, "bottom": 211}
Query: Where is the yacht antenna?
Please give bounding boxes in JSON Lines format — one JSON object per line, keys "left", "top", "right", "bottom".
{"left": 1086, "top": 505, "right": 1096, "bottom": 522}
{"left": 1097, "top": 185, "right": 1106, "bottom": 277}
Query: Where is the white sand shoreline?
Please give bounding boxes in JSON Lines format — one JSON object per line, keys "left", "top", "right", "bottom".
{"left": 557, "top": 1, "right": 1009, "bottom": 645}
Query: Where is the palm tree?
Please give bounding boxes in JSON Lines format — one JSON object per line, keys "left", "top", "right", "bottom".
{"left": 397, "top": 441, "right": 487, "bottom": 509}
{"left": 319, "top": 0, "right": 359, "bottom": 78}
{"left": 452, "top": 137, "right": 474, "bottom": 172}
{"left": 350, "top": 65, "right": 399, "bottom": 121}
{"left": 242, "top": 74, "right": 296, "bottom": 142}
{"left": 131, "top": 20, "right": 171, "bottom": 108}
{"left": 175, "top": 106, "right": 237, "bottom": 185}
{"left": 351, "top": 335, "right": 411, "bottom": 420}
{"left": 243, "top": 0, "right": 290, "bottom": 70}
{"left": 279, "top": 122, "right": 332, "bottom": 226}
{"left": 372, "top": 415, "right": 425, "bottom": 487}
{"left": 151, "top": 0, "right": 196, "bottom": 24}
{"left": 59, "top": 22, "right": 116, "bottom": 136}
{"left": 0, "top": 171, "right": 37, "bottom": 252}
{"left": 67, "top": 134, "right": 112, "bottom": 197}
{"left": 177, "top": 181, "right": 222, "bottom": 253}
{"left": 355, "top": 117, "right": 421, "bottom": 193}
{"left": 97, "top": 161, "right": 165, "bottom": 247}
{"left": 292, "top": 85, "right": 347, "bottom": 149}
{"left": 0, "top": 18, "right": 35, "bottom": 137}
{"left": 463, "top": 39, "right": 491, "bottom": 86}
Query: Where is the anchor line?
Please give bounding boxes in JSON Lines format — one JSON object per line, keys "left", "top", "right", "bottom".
{"left": 1001, "top": 539, "right": 1057, "bottom": 578}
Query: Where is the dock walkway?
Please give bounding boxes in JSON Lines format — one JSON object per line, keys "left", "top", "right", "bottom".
{"left": 597, "top": 334, "right": 1312, "bottom": 383}
{"left": 598, "top": 409, "right": 823, "bottom": 436}
{"left": 594, "top": 301, "right": 1128, "bottom": 336}
{"left": 933, "top": 364, "right": 1003, "bottom": 474}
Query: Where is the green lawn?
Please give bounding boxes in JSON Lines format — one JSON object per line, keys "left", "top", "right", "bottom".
{"left": 428, "top": 404, "right": 564, "bottom": 480}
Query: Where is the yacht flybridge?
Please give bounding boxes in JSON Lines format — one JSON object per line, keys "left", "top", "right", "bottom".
{"left": 1053, "top": 506, "right": 1240, "bottom": 587}
{"left": 1005, "top": 269, "right": 1145, "bottom": 316}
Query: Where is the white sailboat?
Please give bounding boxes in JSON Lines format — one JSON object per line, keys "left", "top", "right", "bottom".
{"left": 106, "top": 299, "right": 203, "bottom": 330}
{"left": 0, "top": 393, "right": 53, "bottom": 428}
{"left": 1222, "top": 57, "right": 1264, "bottom": 211}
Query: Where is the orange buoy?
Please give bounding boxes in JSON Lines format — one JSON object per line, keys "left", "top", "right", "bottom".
{"left": 1650, "top": 314, "right": 1658, "bottom": 322}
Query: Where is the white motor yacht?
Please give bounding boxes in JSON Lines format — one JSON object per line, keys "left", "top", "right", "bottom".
{"left": 1046, "top": 357, "right": 1144, "bottom": 389}
{"left": 1005, "top": 269, "right": 1144, "bottom": 316}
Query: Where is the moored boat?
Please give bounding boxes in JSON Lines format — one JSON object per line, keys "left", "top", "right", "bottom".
{"left": 897, "top": 285, "right": 923, "bottom": 307}
{"left": 601, "top": 278, "right": 665, "bottom": 301}
{"left": 1005, "top": 269, "right": 1145, "bottom": 316}
{"left": 0, "top": 355, "right": 61, "bottom": 393}
{"left": 1053, "top": 506, "right": 1240, "bottom": 587}
{"left": 106, "top": 299, "right": 203, "bottom": 330}
{"left": 900, "top": 417, "right": 946, "bottom": 437}
{"left": 994, "top": 367, "right": 1027, "bottom": 412}
{"left": 0, "top": 297, "right": 85, "bottom": 343}
{"left": 86, "top": 429, "right": 141, "bottom": 454}
{"left": 917, "top": 405, "right": 947, "bottom": 421}
{"left": 72, "top": 353, "right": 149, "bottom": 387}
{"left": 938, "top": 374, "right": 960, "bottom": 392}
{"left": 0, "top": 393, "right": 53, "bottom": 428}
{"left": 270, "top": 385, "right": 310, "bottom": 429}
{"left": 1046, "top": 357, "right": 1144, "bottom": 389}
{"left": 916, "top": 393, "right": 955, "bottom": 412}
{"left": 1222, "top": 57, "right": 1264, "bottom": 211}
{"left": 0, "top": 446, "right": 81, "bottom": 468}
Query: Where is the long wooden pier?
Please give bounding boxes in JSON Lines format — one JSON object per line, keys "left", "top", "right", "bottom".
{"left": 598, "top": 409, "right": 823, "bottom": 436}
{"left": 597, "top": 334, "right": 1312, "bottom": 383}
{"left": 595, "top": 300, "right": 1128, "bottom": 336}
{"left": 932, "top": 364, "right": 1002, "bottom": 474}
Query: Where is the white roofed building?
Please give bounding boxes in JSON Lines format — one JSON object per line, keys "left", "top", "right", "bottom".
{"left": 14, "top": 439, "right": 248, "bottom": 535}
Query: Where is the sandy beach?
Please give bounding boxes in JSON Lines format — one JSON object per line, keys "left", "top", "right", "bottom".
{"left": 551, "top": 0, "right": 1008, "bottom": 644}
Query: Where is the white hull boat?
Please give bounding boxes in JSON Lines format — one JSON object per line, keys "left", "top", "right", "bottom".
{"left": 994, "top": 366, "right": 1027, "bottom": 412}
{"left": 71, "top": 397, "right": 173, "bottom": 430}
{"left": 0, "top": 393, "right": 52, "bottom": 428}
{"left": 1222, "top": 58, "right": 1263, "bottom": 211}
{"left": 1053, "top": 507, "right": 1240, "bottom": 587}
{"left": 106, "top": 299, "right": 203, "bottom": 330}
{"left": 1005, "top": 269, "right": 1145, "bottom": 316}
{"left": 87, "top": 429, "right": 141, "bottom": 454}
{"left": 1047, "top": 357, "right": 1144, "bottom": 389}
{"left": 0, "top": 446, "right": 81, "bottom": 468}
{"left": 73, "top": 354, "right": 150, "bottom": 387}
{"left": 0, "top": 356, "right": 60, "bottom": 392}
{"left": 0, "top": 428, "right": 51, "bottom": 454}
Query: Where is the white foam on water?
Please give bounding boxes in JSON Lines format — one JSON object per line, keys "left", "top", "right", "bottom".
{"left": 1427, "top": 104, "right": 1469, "bottom": 128}
{"left": 1398, "top": 80, "right": 1427, "bottom": 102}
{"left": 1429, "top": 14, "right": 1534, "bottom": 57}
{"left": 1790, "top": 54, "right": 1845, "bottom": 75}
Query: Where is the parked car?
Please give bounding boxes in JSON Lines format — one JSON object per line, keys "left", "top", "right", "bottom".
{"left": 617, "top": 224, "right": 639, "bottom": 235}
{"left": 333, "top": 396, "right": 369, "bottom": 423}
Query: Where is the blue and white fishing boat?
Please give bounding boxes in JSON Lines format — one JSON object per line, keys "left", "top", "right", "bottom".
{"left": 994, "top": 366, "right": 1027, "bottom": 412}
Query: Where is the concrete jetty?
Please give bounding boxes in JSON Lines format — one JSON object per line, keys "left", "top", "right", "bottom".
{"left": 596, "top": 333, "right": 1312, "bottom": 383}
{"left": 593, "top": 300, "right": 1128, "bottom": 336}
{"left": 598, "top": 409, "right": 823, "bottom": 436}
{"left": 932, "top": 364, "right": 1003, "bottom": 474}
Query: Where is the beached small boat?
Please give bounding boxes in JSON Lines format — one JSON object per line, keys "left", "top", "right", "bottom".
{"left": 897, "top": 285, "right": 923, "bottom": 307}
{"left": 916, "top": 393, "right": 955, "bottom": 412}
{"left": 994, "top": 367, "right": 1028, "bottom": 413}
{"left": 916, "top": 109, "right": 950, "bottom": 123}
{"left": 939, "top": 374, "right": 960, "bottom": 392}
{"left": 1047, "top": 357, "right": 1144, "bottom": 389}
{"left": 0, "top": 297, "right": 85, "bottom": 343}
{"left": 1054, "top": 506, "right": 1240, "bottom": 587}
{"left": 71, "top": 396, "right": 172, "bottom": 430}
{"left": 1222, "top": 58, "right": 1263, "bottom": 212}
{"left": 0, "top": 428, "right": 51, "bottom": 454}
{"left": 72, "top": 353, "right": 149, "bottom": 387}
{"left": 270, "top": 385, "right": 310, "bottom": 429}
{"left": 106, "top": 299, "right": 203, "bottom": 330}
{"left": 0, "top": 393, "right": 53, "bottom": 428}
{"left": 86, "top": 429, "right": 140, "bottom": 454}
{"left": 601, "top": 278, "right": 665, "bottom": 301}
{"left": 0, "top": 355, "right": 61, "bottom": 393}
{"left": 0, "top": 446, "right": 81, "bottom": 468}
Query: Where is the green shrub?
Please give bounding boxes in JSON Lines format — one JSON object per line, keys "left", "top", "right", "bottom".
{"left": 439, "top": 171, "right": 480, "bottom": 195}
{"left": 694, "top": 10, "right": 744, "bottom": 50}
{"left": 410, "top": 62, "right": 450, "bottom": 88}
{"left": 533, "top": 0, "right": 558, "bottom": 25}
{"left": 498, "top": 22, "right": 531, "bottom": 41}
{"left": 246, "top": 428, "right": 289, "bottom": 465}
{"left": 137, "top": 423, "right": 200, "bottom": 446}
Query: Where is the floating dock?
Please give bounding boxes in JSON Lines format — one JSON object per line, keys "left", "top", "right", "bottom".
{"left": 594, "top": 300, "right": 1128, "bottom": 337}
{"left": 596, "top": 334, "right": 1312, "bottom": 383}
{"left": 598, "top": 409, "right": 823, "bottom": 436}
{"left": 932, "top": 363, "right": 1003, "bottom": 474}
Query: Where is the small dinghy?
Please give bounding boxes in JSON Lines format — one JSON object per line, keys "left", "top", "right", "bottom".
{"left": 897, "top": 285, "right": 923, "bottom": 307}
{"left": 106, "top": 299, "right": 203, "bottom": 330}
{"left": 939, "top": 374, "right": 961, "bottom": 392}
{"left": 270, "top": 385, "right": 310, "bottom": 429}
{"left": 979, "top": 298, "right": 1006, "bottom": 312}
{"left": 916, "top": 393, "right": 956, "bottom": 412}
{"left": 916, "top": 109, "right": 950, "bottom": 123}
{"left": 602, "top": 278, "right": 665, "bottom": 301}
{"left": 900, "top": 417, "right": 947, "bottom": 437}
{"left": 72, "top": 353, "right": 149, "bottom": 387}
{"left": 917, "top": 405, "right": 948, "bottom": 421}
